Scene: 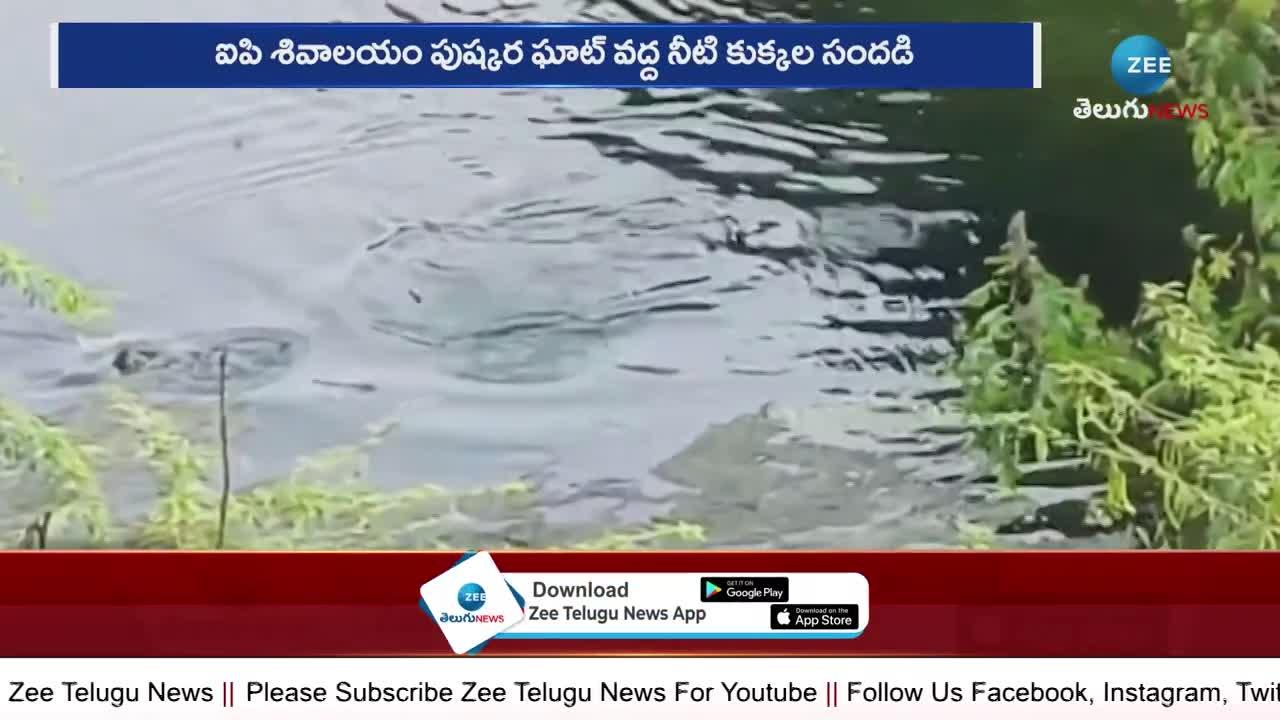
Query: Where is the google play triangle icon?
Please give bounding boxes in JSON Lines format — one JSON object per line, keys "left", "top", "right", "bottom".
{"left": 704, "top": 580, "right": 722, "bottom": 599}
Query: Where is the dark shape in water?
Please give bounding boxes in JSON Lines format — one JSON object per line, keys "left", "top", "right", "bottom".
{"left": 57, "top": 327, "right": 308, "bottom": 395}
{"left": 716, "top": 216, "right": 813, "bottom": 267}
{"left": 312, "top": 378, "right": 377, "bottom": 393}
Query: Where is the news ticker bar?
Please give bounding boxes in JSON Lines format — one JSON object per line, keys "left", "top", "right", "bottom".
{"left": 496, "top": 572, "right": 867, "bottom": 639}
{"left": 5, "top": 551, "right": 1280, "bottom": 656}
{"left": 0, "top": 657, "right": 1272, "bottom": 718}
{"left": 48, "top": 22, "right": 1043, "bottom": 89}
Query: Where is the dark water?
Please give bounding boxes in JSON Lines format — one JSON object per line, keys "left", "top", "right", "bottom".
{"left": 0, "top": 0, "right": 1228, "bottom": 546}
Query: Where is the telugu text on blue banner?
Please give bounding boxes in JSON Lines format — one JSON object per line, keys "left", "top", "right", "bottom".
{"left": 50, "top": 22, "right": 1043, "bottom": 90}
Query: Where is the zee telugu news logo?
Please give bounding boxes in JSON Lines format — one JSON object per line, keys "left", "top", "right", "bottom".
{"left": 1074, "top": 34, "right": 1209, "bottom": 121}
{"left": 435, "top": 582, "right": 508, "bottom": 624}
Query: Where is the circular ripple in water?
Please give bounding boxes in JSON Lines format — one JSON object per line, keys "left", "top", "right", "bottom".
{"left": 348, "top": 222, "right": 614, "bottom": 385}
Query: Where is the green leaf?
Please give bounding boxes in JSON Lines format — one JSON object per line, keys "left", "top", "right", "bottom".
{"left": 1233, "top": 0, "right": 1276, "bottom": 24}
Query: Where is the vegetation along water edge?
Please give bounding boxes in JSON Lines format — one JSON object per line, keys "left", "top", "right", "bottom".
{"left": 953, "top": 0, "right": 1280, "bottom": 548}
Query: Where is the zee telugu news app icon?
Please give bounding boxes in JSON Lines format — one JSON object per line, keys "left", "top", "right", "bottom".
{"left": 701, "top": 576, "right": 789, "bottom": 603}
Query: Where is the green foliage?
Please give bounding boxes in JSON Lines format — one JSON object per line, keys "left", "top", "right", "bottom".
{"left": 105, "top": 394, "right": 547, "bottom": 550}
{"left": 0, "top": 149, "right": 107, "bottom": 324}
{"left": 0, "top": 245, "right": 109, "bottom": 324}
{"left": 0, "top": 398, "right": 109, "bottom": 542}
{"left": 0, "top": 149, "right": 111, "bottom": 545}
{"left": 108, "top": 389, "right": 223, "bottom": 548}
{"left": 4, "top": 382, "right": 705, "bottom": 550}
{"left": 954, "top": 212, "right": 1153, "bottom": 489}
{"left": 956, "top": 0, "right": 1280, "bottom": 549}
{"left": 956, "top": 214, "right": 1280, "bottom": 548}
{"left": 955, "top": 520, "right": 999, "bottom": 549}
{"left": 2, "top": 384, "right": 707, "bottom": 550}
{"left": 1178, "top": 0, "right": 1280, "bottom": 322}
{"left": 569, "top": 521, "right": 707, "bottom": 550}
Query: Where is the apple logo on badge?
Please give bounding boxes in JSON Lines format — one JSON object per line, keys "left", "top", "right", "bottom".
{"left": 775, "top": 609, "right": 791, "bottom": 626}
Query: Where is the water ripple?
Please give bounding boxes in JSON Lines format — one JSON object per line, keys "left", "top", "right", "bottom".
{"left": 0, "top": 0, "right": 1118, "bottom": 547}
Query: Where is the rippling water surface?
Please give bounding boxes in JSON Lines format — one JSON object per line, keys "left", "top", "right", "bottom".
{"left": 0, "top": 0, "right": 1225, "bottom": 546}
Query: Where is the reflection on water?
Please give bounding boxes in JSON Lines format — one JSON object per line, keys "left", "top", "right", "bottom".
{"left": 0, "top": 0, "right": 1223, "bottom": 546}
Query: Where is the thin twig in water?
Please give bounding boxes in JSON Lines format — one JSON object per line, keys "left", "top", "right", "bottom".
{"left": 19, "top": 511, "right": 52, "bottom": 549}
{"left": 384, "top": 1, "right": 426, "bottom": 23}
{"left": 216, "top": 350, "right": 232, "bottom": 549}
{"left": 312, "top": 378, "right": 378, "bottom": 393}
{"left": 37, "top": 511, "right": 50, "bottom": 548}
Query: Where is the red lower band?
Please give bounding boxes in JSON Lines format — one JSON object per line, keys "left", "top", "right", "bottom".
{"left": 0, "top": 551, "right": 1270, "bottom": 656}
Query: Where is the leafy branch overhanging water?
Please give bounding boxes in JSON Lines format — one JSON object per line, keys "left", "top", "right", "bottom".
{"left": 954, "top": 0, "right": 1280, "bottom": 548}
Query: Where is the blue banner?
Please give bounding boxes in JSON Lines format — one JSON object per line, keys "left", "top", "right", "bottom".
{"left": 50, "top": 22, "right": 1042, "bottom": 90}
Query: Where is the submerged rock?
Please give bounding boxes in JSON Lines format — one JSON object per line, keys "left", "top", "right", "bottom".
{"left": 649, "top": 401, "right": 1132, "bottom": 549}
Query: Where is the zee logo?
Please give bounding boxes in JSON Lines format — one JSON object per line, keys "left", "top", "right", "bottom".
{"left": 458, "top": 583, "right": 487, "bottom": 612}
{"left": 1129, "top": 57, "right": 1172, "bottom": 74}
{"left": 1111, "top": 35, "right": 1171, "bottom": 96}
